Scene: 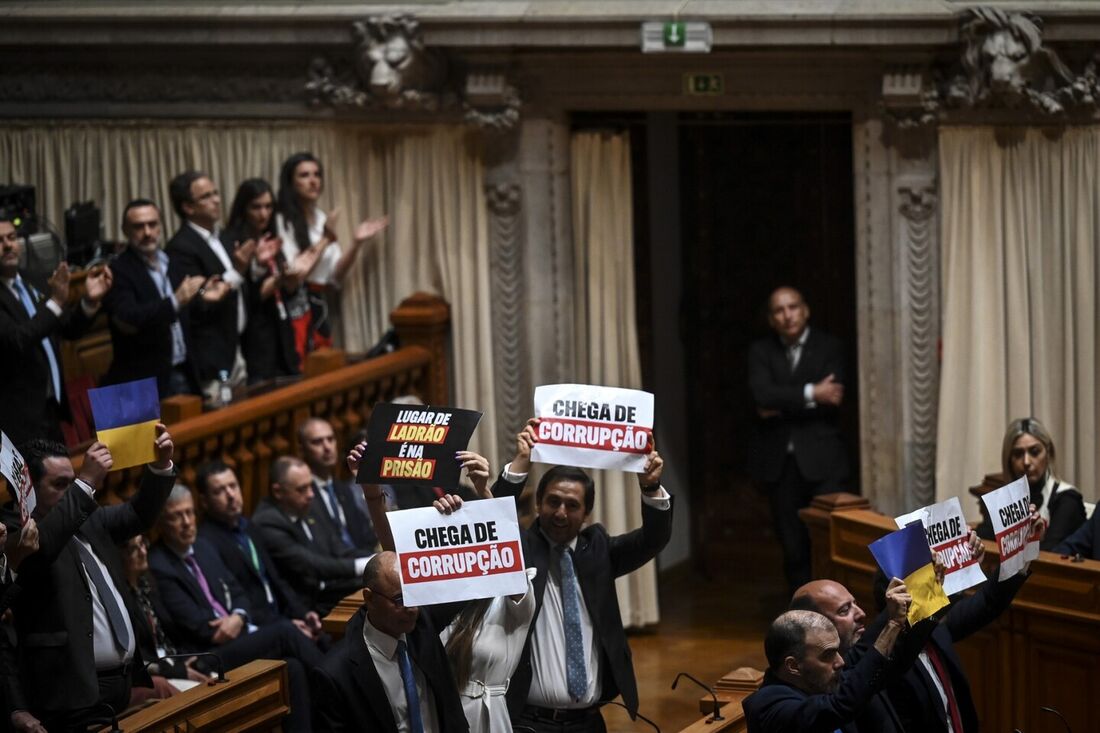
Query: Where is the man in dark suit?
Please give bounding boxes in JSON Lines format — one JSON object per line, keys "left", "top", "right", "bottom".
{"left": 749, "top": 285, "right": 849, "bottom": 592}
{"left": 194, "top": 459, "right": 323, "bottom": 637}
{"left": 0, "top": 213, "right": 112, "bottom": 445}
{"left": 312, "top": 551, "right": 468, "bottom": 732}
{"left": 872, "top": 514, "right": 1044, "bottom": 733}
{"left": 102, "top": 199, "right": 207, "bottom": 397}
{"left": 4, "top": 426, "right": 175, "bottom": 731}
{"left": 743, "top": 596, "right": 907, "bottom": 733}
{"left": 149, "top": 485, "right": 324, "bottom": 732}
{"left": 299, "top": 417, "right": 378, "bottom": 553}
{"left": 252, "top": 456, "right": 372, "bottom": 615}
{"left": 491, "top": 419, "right": 673, "bottom": 731}
{"left": 165, "top": 171, "right": 244, "bottom": 405}
{"left": 1054, "top": 507, "right": 1100, "bottom": 559}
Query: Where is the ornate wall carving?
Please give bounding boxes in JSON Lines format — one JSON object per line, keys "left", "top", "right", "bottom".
{"left": 305, "top": 14, "right": 521, "bottom": 131}
{"left": 485, "top": 181, "right": 528, "bottom": 460}
{"left": 898, "top": 180, "right": 939, "bottom": 507}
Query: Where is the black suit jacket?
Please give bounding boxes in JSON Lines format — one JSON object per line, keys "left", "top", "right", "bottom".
{"left": 883, "top": 569, "right": 1028, "bottom": 733}
{"left": 198, "top": 517, "right": 309, "bottom": 623}
{"left": 167, "top": 224, "right": 240, "bottom": 381}
{"left": 102, "top": 246, "right": 193, "bottom": 396}
{"left": 312, "top": 606, "right": 468, "bottom": 733}
{"left": 748, "top": 328, "right": 848, "bottom": 484}
{"left": 251, "top": 498, "right": 363, "bottom": 614}
{"left": 0, "top": 274, "right": 95, "bottom": 446}
{"left": 1054, "top": 508, "right": 1100, "bottom": 559}
{"left": 147, "top": 536, "right": 257, "bottom": 652}
{"left": 7, "top": 467, "right": 174, "bottom": 715}
{"left": 743, "top": 648, "right": 890, "bottom": 733}
{"left": 492, "top": 473, "right": 674, "bottom": 718}
{"left": 313, "top": 477, "right": 379, "bottom": 554}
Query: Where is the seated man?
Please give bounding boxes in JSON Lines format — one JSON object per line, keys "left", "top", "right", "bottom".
{"left": 1054, "top": 508, "right": 1099, "bottom": 560}
{"left": 298, "top": 417, "right": 377, "bottom": 553}
{"left": 194, "top": 460, "right": 322, "bottom": 638}
{"left": 743, "top": 582, "right": 908, "bottom": 733}
{"left": 4, "top": 429, "right": 175, "bottom": 732}
{"left": 252, "top": 456, "right": 372, "bottom": 614}
{"left": 148, "top": 485, "right": 324, "bottom": 732}
{"left": 311, "top": 551, "right": 467, "bottom": 732}
{"left": 491, "top": 418, "right": 673, "bottom": 731}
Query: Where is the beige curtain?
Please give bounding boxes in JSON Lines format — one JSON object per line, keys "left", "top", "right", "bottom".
{"left": 0, "top": 121, "right": 498, "bottom": 467}
{"left": 937, "top": 126, "right": 1100, "bottom": 518}
{"left": 571, "top": 131, "right": 660, "bottom": 627}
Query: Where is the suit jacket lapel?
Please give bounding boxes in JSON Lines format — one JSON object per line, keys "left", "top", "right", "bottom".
{"left": 0, "top": 281, "right": 27, "bottom": 322}
{"left": 350, "top": 615, "right": 400, "bottom": 733}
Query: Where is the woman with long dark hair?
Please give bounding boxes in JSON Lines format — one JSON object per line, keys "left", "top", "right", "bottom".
{"left": 223, "top": 178, "right": 299, "bottom": 382}
{"left": 275, "top": 152, "right": 387, "bottom": 362}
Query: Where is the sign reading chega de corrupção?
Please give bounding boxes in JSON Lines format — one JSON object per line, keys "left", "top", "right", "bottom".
{"left": 529, "top": 384, "right": 654, "bottom": 472}
{"left": 896, "top": 496, "right": 985, "bottom": 596}
{"left": 388, "top": 497, "right": 527, "bottom": 606}
{"left": 980, "top": 476, "right": 1040, "bottom": 581}
{"left": 356, "top": 403, "right": 482, "bottom": 489}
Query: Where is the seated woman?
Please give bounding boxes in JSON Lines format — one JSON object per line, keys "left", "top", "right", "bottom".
{"left": 977, "top": 417, "right": 1085, "bottom": 551}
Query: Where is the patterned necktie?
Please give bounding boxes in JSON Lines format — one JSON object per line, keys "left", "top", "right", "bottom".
{"left": 184, "top": 554, "right": 229, "bottom": 618}
{"left": 12, "top": 277, "right": 62, "bottom": 403}
{"left": 925, "top": 645, "right": 965, "bottom": 733}
{"left": 71, "top": 538, "right": 131, "bottom": 653}
{"left": 323, "top": 480, "right": 355, "bottom": 549}
{"left": 558, "top": 545, "right": 588, "bottom": 702}
{"left": 396, "top": 639, "right": 425, "bottom": 733}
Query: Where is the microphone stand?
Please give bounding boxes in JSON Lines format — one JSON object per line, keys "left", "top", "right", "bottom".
{"left": 605, "top": 700, "right": 661, "bottom": 732}
{"left": 671, "top": 672, "right": 724, "bottom": 723}
{"left": 1041, "top": 706, "right": 1073, "bottom": 733}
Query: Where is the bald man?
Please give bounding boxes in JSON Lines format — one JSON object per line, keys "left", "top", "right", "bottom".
{"left": 748, "top": 286, "right": 849, "bottom": 592}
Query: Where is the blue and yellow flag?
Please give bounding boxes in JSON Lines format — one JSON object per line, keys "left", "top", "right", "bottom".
{"left": 869, "top": 521, "right": 950, "bottom": 624}
{"left": 88, "top": 378, "right": 160, "bottom": 471}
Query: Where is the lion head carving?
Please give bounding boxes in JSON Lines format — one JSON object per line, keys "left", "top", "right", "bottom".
{"left": 352, "top": 14, "right": 447, "bottom": 109}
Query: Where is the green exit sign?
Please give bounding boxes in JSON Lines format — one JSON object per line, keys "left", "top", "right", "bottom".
{"left": 684, "top": 73, "right": 724, "bottom": 96}
{"left": 664, "top": 21, "right": 686, "bottom": 47}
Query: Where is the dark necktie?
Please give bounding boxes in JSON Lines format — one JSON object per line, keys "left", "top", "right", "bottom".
{"left": 925, "top": 644, "right": 965, "bottom": 733}
{"left": 558, "top": 545, "right": 588, "bottom": 701}
{"left": 396, "top": 639, "right": 425, "bottom": 733}
{"left": 12, "top": 277, "right": 61, "bottom": 402}
{"left": 322, "top": 479, "right": 355, "bottom": 549}
{"left": 71, "top": 538, "right": 131, "bottom": 654}
{"left": 184, "top": 554, "right": 229, "bottom": 618}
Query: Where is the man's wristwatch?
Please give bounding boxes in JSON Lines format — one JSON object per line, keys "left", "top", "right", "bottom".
{"left": 640, "top": 483, "right": 661, "bottom": 494}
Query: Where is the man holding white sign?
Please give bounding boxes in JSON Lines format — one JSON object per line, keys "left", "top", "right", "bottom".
{"left": 492, "top": 416, "right": 672, "bottom": 732}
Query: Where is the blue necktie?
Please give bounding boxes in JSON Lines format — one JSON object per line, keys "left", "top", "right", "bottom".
{"left": 396, "top": 639, "right": 425, "bottom": 733}
{"left": 558, "top": 545, "right": 588, "bottom": 702}
{"left": 323, "top": 480, "right": 355, "bottom": 549}
{"left": 13, "top": 277, "right": 62, "bottom": 403}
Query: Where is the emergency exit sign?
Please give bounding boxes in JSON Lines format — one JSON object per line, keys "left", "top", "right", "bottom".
{"left": 641, "top": 21, "right": 713, "bottom": 53}
{"left": 684, "top": 73, "right": 724, "bottom": 95}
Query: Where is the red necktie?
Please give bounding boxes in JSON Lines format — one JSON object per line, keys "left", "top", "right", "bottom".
{"left": 925, "top": 644, "right": 964, "bottom": 733}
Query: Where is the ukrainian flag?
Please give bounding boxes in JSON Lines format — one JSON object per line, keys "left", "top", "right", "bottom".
{"left": 869, "top": 521, "right": 950, "bottom": 624}
{"left": 88, "top": 378, "right": 160, "bottom": 471}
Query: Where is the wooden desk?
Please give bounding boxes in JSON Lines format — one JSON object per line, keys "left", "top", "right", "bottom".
{"left": 679, "top": 667, "right": 762, "bottom": 733}
{"left": 110, "top": 659, "right": 288, "bottom": 732}
{"left": 322, "top": 591, "right": 364, "bottom": 639}
{"left": 801, "top": 492, "right": 1100, "bottom": 733}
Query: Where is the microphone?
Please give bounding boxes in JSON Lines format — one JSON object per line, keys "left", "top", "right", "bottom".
{"left": 84, "top": 702, "right": 121, "bottom": 733}
{"left": 146, "top": 652, "right": 226, "bottom": 683}
{"left": 1041, "top": 706, "right": 1073, "bottom": 733}
{"left": 605, "top": 700, "right": 661, "bottom": 732}
{"left": 671, "top": 672, "right": 724, "bottom": 722}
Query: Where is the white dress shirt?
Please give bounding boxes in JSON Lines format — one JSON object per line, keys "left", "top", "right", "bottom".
{"left": 187, "top": 221, "right": 246, "bottom": 333}
{"left": 276, "top": 211, "right": 341, "bottom": 287}
{"left": 362, "top": 613, "right": 440, "bottom": 732}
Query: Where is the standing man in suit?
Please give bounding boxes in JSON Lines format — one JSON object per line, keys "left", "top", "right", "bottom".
{"left": 102, "top": 199, "right": 208, "bottom": 397}
{"left": 749, "top": 286, "right": 849, "bottom": 592}
{"left": 252, "top": 456, "right": 373, "bottom": 614}
{"left": 299, "top": 417, "right": 378, "bottom": 553}
{"left": 312, "top": 551, "right": 468, "bottom": 732}
{"left": 149, "top": 485, "right": 324, "bottom": 732}
{"left": 492, "top": 420, "right": 673, "bottom": 732}
{"left": 194, "top": 459, "right": 323, "bottom": 638}
{"left": 5, "top": 426, "right": 175, "bottom": 732}
{"left": 165, "top": 171, "right": 242, "bottom": 405}
{"left": 0, "top": 213, "right": 112, "bottom": 445}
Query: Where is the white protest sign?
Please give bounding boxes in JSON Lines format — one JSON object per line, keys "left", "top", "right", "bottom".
{"left": 389, "top": 497, "right": 527, "bottom": 606}
{"left": 896, "top": 496, "right": 985, "bottom": 595}
{"left": 980, "top": 476, "right": 1040, "bottom": 580}
{"left": 530, "top": 384, "right": 654, "bottom": 472}
{"left": 0, "top": 433, "right": 35, "bottom": 525}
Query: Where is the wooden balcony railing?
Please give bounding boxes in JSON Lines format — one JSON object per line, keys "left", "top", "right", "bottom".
{"left": 76, "top": 292, "right": 451, "bottom": 515}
